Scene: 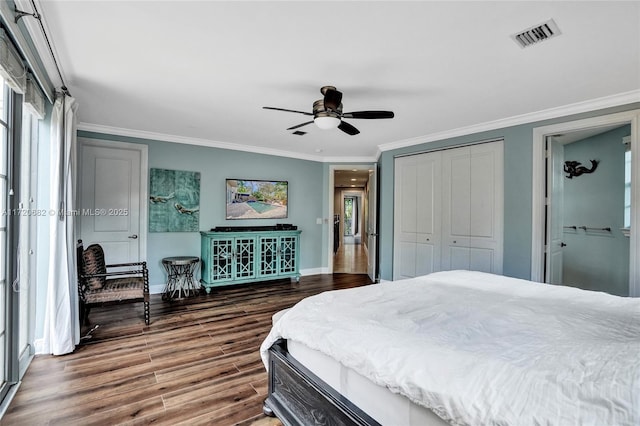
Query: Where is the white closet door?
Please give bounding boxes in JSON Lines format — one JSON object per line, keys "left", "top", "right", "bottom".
{"left": 442, "top": 148, "right": 472, "bottom": 269}
{"left": 547, "top": 138, "right": 565, "bottom": 284}
{"left": 442, "top": 141, "right": 503, "bottom": 273}
{"left": 415, "top": 152, "right": 441, "bottom": 276}
{"left": 394, "top": 153, "right": 442, "bottom": 279}
{"left": 394, "top": 156, "right": 418, "bottom": 279}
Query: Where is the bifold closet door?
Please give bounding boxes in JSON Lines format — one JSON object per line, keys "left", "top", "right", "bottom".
{"left": 441, "top": 141, "right": 503, "bottom": 273}
{"left": 393, "top": 153, "right": 441, "bottom": 280}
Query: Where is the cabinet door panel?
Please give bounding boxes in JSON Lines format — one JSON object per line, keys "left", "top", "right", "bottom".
{"left": 279, "top": 236, "right": 298, "bottom": 274}
{"left": 211, "top": 238, "right": 234, "bottom": 281}
{"left": 235, "top": 237, "right": 256, "bottom": 279}
{"left": 259, "top": 236, "right": 279, "bottom": 277}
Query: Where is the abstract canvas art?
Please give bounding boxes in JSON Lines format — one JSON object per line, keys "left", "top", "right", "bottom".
{"left": 149, "top": 168, "right": 200, "bottom": 232}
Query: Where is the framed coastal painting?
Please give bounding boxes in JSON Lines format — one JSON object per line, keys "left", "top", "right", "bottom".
{"left": 149, "top": 168, "right": 200, "bottom": 232}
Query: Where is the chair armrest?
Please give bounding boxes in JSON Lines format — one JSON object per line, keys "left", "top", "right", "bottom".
{"left": 106, "top": 261, "right": 147, "bottom": 269}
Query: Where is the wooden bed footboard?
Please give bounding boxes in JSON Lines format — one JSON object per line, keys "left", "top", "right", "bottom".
{"left": 264, "top": 339, "right": 380, "bottom": 426}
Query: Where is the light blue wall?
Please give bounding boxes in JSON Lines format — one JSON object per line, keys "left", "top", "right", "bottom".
{"left": 378, "top": 103, "right": 640, "bottom": 281}
{"left": 78, "top": 131, "right": 325, "bottom": 288}
{"left": 562, "top": 125, "right": 630, "bottom": 295}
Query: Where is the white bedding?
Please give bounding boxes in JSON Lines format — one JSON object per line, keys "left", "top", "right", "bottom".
{"left": 260, "top": 270, "right": 640, "bottom": 426}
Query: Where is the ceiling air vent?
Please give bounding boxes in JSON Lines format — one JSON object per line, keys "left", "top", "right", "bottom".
{"left": 511, "top": 19, "right": 561, "bottom": 48}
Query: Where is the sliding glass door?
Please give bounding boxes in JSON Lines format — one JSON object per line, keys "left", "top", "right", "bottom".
{"left": 0, "top": 77, "right": 36, "bottom": 408}
{"left": 0, "top": 79, "right": 10, "bottom": 404}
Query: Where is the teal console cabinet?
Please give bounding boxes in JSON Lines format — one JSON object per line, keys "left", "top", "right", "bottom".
{"left": 200, "top": 230, "right": 301, "bottom": 291}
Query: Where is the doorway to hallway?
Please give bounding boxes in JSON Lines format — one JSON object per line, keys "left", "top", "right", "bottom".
{"left": 334, "top": 194, "right": 367, "bottom": 274}
{"left": 331, "top": 168, "right": 374, "bottom": 275}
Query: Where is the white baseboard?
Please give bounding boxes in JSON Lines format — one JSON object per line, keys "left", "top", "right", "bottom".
{"left": 300, "top": 267, "right": 329, "bottom": 276}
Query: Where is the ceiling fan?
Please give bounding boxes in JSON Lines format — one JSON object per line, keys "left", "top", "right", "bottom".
{"left": 263, "top": 86, "right": 394, "bottom": 135}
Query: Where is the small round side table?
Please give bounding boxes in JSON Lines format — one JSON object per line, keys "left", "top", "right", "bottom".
{"left": 162, "top": 256, "right": 201, "bottom": 300}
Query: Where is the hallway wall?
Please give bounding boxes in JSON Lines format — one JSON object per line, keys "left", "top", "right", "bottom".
{"left": 562, "top": 125, "right": 630, "bottom": 295}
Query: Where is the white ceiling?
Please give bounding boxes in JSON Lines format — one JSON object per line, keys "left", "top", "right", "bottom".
{"left": 31, "top": 1, "right": 640, "bottom": 162}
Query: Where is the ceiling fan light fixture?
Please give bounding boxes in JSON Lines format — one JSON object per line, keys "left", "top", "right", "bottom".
{"left": 264, "top": 86, "right": 393, "bottom": 135}
{"left": 314, "top": 116, "right": 340, "bottom": 130}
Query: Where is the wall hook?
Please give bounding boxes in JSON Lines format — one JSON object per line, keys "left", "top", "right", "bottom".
{"left": 564, "top": 160, "right": 598, "bottom": 179}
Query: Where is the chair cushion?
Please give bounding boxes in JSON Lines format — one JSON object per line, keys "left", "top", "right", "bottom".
{"left": 85, "top": 277, "right": 145, "bottom": 304}
{"left": 83, "top": 244, "right": 107, "bottom": 290}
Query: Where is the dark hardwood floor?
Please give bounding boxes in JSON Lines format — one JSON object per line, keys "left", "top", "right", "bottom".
{"left": 1, "top": 274, "right": 374, "bottom": 425}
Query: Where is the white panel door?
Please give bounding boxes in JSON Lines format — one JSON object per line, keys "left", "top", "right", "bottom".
{"left": 547, "top": 138, "right": 565, "bottom": 284}
{"left": 442, "top": 148, "right": 472, "bottom": 269}
{"left": 80, "top": 141, "right": 145, "bottom": 264}
{"left": 367, "top": 167, "right": 378, "bottom": 282}
{"left": 415, "top": 152, "right": 441, "bottom": 276}
{"left": 393, "top": 153, "right": 442, "bottom": 279}
{"left": 442, "top": 141, "right": 503, "bottom": 273}
{"left": 394, "top": 156, "right": 418, "bottom": 280}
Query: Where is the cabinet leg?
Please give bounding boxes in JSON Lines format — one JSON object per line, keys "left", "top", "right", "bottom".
{"left": 263, "top": 399, "right": 274, "bottom": 417}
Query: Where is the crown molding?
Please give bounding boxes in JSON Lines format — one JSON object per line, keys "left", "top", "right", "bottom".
{"left": 77, "top": 122, "right": 378, "bottom": 163}
{"left": 320, "top": 155, "right": 378, "bottom": 163}
{"left": 77, "top": 122, "right": 326, "bottom": 162}
{"left": 378, "top": 90, "right": 640, "bottom": 153}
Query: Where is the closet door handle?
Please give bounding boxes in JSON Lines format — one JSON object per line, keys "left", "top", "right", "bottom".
{"left": 560, "top": 242, "right": 567, "bottom": 247}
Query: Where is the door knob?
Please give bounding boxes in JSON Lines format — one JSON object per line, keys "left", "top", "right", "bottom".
{"left": 560, "top": 242, "right": 566, "bottom": 247}
{"left": 128, "top": 234, "right": 138, "bottom": 239}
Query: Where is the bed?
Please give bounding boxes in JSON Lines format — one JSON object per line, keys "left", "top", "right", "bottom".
{"left": 260, "top": 270, "right": 640, "bottom": 426}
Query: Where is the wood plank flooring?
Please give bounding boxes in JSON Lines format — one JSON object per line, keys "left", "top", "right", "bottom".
{"left": 333, "top": 238, "right": 368, "bottom": 274}
{"left": 1, "top": 274, "right": 373, "bottom": 426}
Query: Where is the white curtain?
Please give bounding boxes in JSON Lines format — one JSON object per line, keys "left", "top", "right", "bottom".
{"left": 42, "top": 94, "right": 79, "bottom": 355}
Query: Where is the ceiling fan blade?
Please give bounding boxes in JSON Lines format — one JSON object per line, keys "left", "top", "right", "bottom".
{"left": 342, "top": 111, "right": 394, "bottom": 119}
{"left": 323, "top": 88, "right": 343, "bottom": 111}
{"left": 287, "top": 121, "right": 314, "bottom": 130}
{"left": 263, "top": 106, "right": 313, "bottom": 116}
{"left": 338, "top": 120, "right": 360, "bottom": 136}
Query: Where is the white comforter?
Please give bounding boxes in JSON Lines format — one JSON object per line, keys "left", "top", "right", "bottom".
{"left": 260, "top": 270, "right": 640, "bottom": 426}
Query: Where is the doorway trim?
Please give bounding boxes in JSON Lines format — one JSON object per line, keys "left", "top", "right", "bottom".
{"left": 531, "top": 109, "right": 640, "bottom": 296}
{"left": 328, "top": 164, "right": 375, "bottom": 273}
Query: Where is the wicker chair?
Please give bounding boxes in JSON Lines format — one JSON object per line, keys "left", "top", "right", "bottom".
{"left": 76, "top": 239, "right": 150, "bottom": 326}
